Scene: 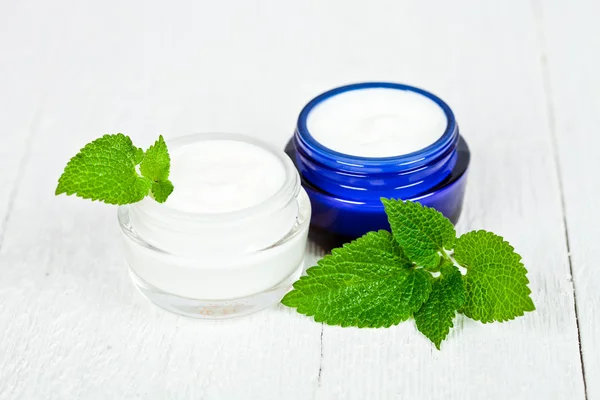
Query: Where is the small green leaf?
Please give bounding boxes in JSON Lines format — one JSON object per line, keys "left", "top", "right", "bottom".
{"left": 414, "top": 264, "right": 466, "bottom": 349}
{"left": 382, "top": 198, "right": 456, "bottom": 269}
{"left": 140, "top": 135, "right": 170, "bottom": 182}
{"left": 454, "top": 230, "right": 535, "bottom": 323}
{"left": 151, "top": 180, "right": 174, "bottom": 203}
{"left": 56, "top": 134, "right": 153, "bottom": 205}
{"left": 282, "top": 230, "right": 432, "bottom": 328}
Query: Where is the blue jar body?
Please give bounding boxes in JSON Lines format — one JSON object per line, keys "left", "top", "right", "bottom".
{"left": 291, "top": 82, "right": 470, "bottom": 239}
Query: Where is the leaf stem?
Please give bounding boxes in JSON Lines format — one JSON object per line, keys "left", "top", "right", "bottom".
{"left": 442, "top": 249, "right": 470, "bottom": 274}
{"left": 441, "top": 250, "right": 454, "bottom": 264}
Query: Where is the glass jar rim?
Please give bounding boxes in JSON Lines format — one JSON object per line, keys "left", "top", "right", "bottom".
{"left": 295, "top": 82, "right": 458, "bottom": 168}
{"left": 129, "top": 132, "right": 300, "bottom": 224}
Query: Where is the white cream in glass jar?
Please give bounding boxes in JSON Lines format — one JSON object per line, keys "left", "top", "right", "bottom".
{"left": 118, "top": 133, "right": 311, "bottom": 318}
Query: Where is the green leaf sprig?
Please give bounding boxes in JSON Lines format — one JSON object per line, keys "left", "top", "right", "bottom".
{"left": 55, "top": 134, "right": 173, "bottom": 204}
{"left": 282, "top": 199, "right": 535, "bottom": 349}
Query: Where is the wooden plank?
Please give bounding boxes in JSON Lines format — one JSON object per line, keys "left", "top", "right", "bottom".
{"left": 536, "top": 0, "right": 600, "bottom": 397}
{"left": 313, "top": 0, "right": 587, "bottom": 398}
{"left": 0, "top": 105, "right": 32, "bottom": 251}
{"left": 0, "top": 2, "right": 323, "bottom": 399}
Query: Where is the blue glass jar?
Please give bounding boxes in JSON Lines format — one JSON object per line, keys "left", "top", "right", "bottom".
{"left": 288, "top": 82, "right": 470, "bottom": 240}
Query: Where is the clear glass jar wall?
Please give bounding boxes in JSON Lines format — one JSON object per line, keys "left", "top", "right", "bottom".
{"left": 118, "top": 134, "right": 311, "bottom": 319}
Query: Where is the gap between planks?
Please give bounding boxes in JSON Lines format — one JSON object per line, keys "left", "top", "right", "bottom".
{"left": 530, "top": 0, "right": 588, "bottom": 398}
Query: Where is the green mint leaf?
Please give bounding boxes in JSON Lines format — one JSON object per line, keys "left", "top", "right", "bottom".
{"left": 151, "top": 180, "right": 174, "bottom": 203}
{"left": 382, "top": 198, "right": 456, "bottom": 269}
{"left": 56, "top": 134, "right": 153, "bottom": 205}
{"left": 282, "top": 230, "right": 432, "bottom": 328}
{"left": 414, "top": 263, "right": 466, "bottom": 349}
{"left": 56, "top": 133, "right": 174, "bottom": 205}
{"left": 140, "top": 135, "right": 170, "bottom": 182}
{"left": 454, "top": 230, "right": 535, "bottom": 323}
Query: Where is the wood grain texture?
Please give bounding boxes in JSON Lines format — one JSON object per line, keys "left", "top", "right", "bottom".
{"left": 536, "top": 0, "right": 600, "bottom": 397}
{"left": 0, "top": 0, "right": 590, "bottom": 399}
{"left": 0, "top": 43, "right": 38, "bottom": 250}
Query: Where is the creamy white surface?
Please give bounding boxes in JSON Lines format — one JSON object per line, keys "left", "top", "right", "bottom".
{"left": 306, "top": 88, "right": 448, "bottom": 157}
{"left": 165, "top": 139, "right": 286, "bottom": 214}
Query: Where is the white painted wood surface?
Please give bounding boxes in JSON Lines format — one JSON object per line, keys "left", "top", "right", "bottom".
{"left": 536, "top": 0, "right": 600, "bottom": 398}
{"left": 0, "top": 0, "right": 594, "bottom": 399}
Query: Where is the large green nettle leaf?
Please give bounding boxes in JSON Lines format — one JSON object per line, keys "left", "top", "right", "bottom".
{"left": 454, "top": 230, "right": 535, "bottom": 323}
{"left": 282, "top": 197, "right": 535, "bottom": 349}
{"left": 382, "top": 199, "right": 456, "bottom": 269}
{"left": 282, "top": 230, "right": 433, "bottom": 328}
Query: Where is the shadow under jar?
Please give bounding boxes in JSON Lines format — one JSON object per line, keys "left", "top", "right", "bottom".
{"left": 119, "top": 133, "right": 311, "bottom": 319}
{"left": 289, "top": 82, "right": 470, "bottom": 241}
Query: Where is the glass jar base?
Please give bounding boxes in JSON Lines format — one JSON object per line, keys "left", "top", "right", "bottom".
{"left": 128, "top": 263, "right": 304, "bottom": 319}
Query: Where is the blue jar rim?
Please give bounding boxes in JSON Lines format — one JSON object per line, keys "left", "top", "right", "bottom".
{"left": 296, "top": 82, "right": 458, "bottom": 168}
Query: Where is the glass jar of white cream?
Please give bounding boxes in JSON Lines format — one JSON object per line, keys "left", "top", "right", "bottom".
{"left": 118, "top": 133, "right": 311, "bottom": 319}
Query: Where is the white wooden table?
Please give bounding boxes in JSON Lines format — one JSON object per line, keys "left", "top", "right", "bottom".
{"left": 1, "top": 1, "right": 598, "bottom": 399}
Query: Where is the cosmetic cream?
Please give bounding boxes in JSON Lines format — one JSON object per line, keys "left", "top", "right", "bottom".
{"left": 119, "top": 133, "right": 311, "bottom": 318}
{"left": 307, "top": 87, "right": 448, "bottom": 157}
